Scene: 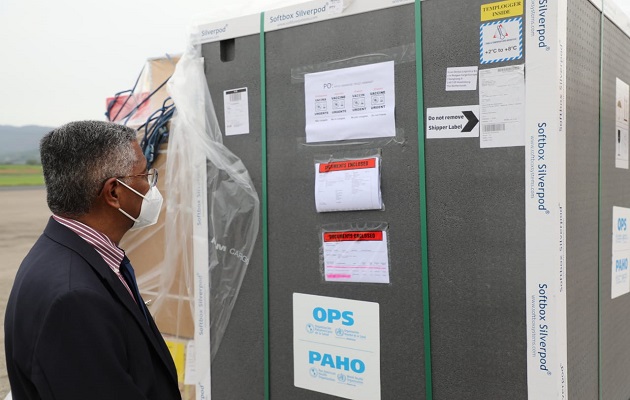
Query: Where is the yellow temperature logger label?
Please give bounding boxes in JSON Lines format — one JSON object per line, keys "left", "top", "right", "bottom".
{"left": 481, "top": 0, "right": 523, "bottom": 21}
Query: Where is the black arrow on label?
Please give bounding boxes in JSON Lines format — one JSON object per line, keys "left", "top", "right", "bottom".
{"left": 461, "top": 111, "right": 479, "bottom": 132}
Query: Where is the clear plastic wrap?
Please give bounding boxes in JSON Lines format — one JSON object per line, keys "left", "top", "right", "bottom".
{"left": 319, "top": 221, "right": 391, "bottom": 284}
{"left": 288, "top": 44, "right": 415, "bottom": 149}
{"left": 166, "top": 38, "right": 260, "bottom": 362}
{"left": 105, "top": 56, "right": 179, "bottom": 128}
{"left": 143, "top": 6, "right": 275, "bottom": 392}
{"left": 122, "top": 34, "right": 260, "bottom": 398}
{"left": 313, "top": 149, "right": 384, "bottom": 212}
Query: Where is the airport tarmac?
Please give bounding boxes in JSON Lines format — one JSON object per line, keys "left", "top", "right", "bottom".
{"left": 0, "top": 187, "right": 50, "bottom": 398}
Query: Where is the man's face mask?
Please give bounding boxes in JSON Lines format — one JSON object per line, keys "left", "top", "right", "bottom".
{"left": 117, "top": 176, "right": 163, "bottom": 230}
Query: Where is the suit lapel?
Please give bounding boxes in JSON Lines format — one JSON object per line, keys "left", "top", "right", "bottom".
{"left": 44, "top": 218, "right": 179, "bottom": 383}
{"left": 138, "top": 292, "right": 180, "bottom": 381}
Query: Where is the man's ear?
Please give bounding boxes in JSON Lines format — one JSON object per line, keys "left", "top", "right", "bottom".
{"left": 101, "top": 178, "right": 122, "bottom": 209}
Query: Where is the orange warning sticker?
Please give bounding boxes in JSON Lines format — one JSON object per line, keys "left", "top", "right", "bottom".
{"left": 319, "top": 158, "right": 377, "bottom": 173}
{"left": 323, "top": 231, "right": 384, "bottom": 242}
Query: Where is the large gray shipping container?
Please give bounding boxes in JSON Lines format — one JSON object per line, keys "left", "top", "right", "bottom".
{"left": 195, "top": 0, "right": 630, "bottom": 398}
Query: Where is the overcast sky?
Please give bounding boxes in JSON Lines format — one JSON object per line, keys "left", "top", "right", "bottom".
{"left": 1, "top": 0, "right": 629, "bottom": 127}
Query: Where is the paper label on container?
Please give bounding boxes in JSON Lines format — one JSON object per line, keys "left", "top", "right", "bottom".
{"left": 293, "top": 293, "right": 381, "bottom": 399}
{"left": 445, "top": 66, "right": 478, "bottom": 91}
{"left": 612, "top": 207, "right": 630, "bottom": 298}
{"left": 224, "top": 87, "right": 250, "bottom": 136}
{"left": 481, "top": 0, "right": 524, "bottom": 21}
{"left": 480, "top": 17, "right": 523, "bottom": 64}
{"left": 426, "top": 105, "right": 480, "bottom": 139}
{"left": 479, "top": 65, "right": 525, "bottom": 148}
{"left": 304, "top": 61, "right": 396, "bottom": 143}
{"left": 315, "top": 158, "right": 382, "bottom": 212}
{"left": 322, "top": 231, "right": 389, "bottom": 284}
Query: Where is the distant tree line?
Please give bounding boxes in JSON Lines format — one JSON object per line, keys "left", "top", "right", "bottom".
{"left": 0, "top": 150, "right": 41, "bottom": 165}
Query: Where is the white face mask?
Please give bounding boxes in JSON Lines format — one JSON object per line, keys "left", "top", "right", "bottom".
{"left": 117, "top": 179, "right": 163, "bottom": 230}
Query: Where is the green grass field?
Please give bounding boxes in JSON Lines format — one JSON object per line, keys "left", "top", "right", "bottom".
{"left": 0, "top": 164, "right": 44, "bottom": 187}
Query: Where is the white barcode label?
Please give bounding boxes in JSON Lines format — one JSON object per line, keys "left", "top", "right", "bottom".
{"left": 483, "top": 123, "right": 506, "bottom": 132}
{"left": 223, "top": 87, "right": 249, "bottom": 136}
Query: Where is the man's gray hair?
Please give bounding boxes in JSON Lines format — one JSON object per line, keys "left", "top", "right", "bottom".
{"left": 40, "top": 120, "right": 138, "bottom": 217}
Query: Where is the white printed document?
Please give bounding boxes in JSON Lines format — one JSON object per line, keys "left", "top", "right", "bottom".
{"left": 315, "top": 157, "right": 382, "bottom": 212}
{"left": 322, "top": 231, "right": 389, "bottom": 284}
{"left": 445, "top": 66, "right": 478, "bottom": 91}
{"left": 223, "top": 87, "right": 250, "bottom": 136}
{"left": 479, "top": 65, "right": 525, "bottom": 148}
{"left": 304, "top": 61, "right": 396, "bottom": 143}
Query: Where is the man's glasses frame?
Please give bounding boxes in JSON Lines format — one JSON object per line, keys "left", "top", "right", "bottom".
{"left": 118, "top": 168, "right": 159, "bottom": 188}
{"left": 98, "top": 168, "right": 159, "bottom": 195}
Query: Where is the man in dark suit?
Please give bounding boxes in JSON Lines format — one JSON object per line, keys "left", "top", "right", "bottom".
{"left": 5, "top": 121, "right": 182, "bottom": 399}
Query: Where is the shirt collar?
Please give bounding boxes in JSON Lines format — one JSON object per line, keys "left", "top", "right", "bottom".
{"left": 52, "top": 215, "right": 125, "bottom": 272}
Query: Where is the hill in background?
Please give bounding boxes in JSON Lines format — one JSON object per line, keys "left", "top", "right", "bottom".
{"left": 0, "top": 125, "right": 54, "bottom": 164}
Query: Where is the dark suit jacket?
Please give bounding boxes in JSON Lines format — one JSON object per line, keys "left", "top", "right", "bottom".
{"left": 4, "top": 217, "right": 182, "bottom": 400}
